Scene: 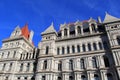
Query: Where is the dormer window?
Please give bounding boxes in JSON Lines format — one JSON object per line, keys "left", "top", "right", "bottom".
{"left": 91, "top": 24, "right": 97, "bottom": 32}
{"left": 64, "top": 29, "right": 67, "bottom": 36}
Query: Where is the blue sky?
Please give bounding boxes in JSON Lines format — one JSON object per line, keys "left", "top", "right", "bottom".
{"left": 0, "top": 0, "right": 120, "bottom": 47}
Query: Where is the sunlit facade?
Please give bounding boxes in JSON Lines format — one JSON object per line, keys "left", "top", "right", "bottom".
{"left": 0, "top": 13, "right": 120, "bottom": 80}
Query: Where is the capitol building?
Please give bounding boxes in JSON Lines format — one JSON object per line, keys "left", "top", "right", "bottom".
{"left": 0, "top": 13, "right": 120, "bottom": 80}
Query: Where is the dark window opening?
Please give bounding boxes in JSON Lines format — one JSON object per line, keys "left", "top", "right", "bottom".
{"left": 103, "top": 56, "right": 110, "bottom": 67}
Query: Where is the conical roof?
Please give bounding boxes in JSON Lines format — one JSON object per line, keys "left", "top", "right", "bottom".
{"left": 21, "top": 24, "right": 30, "bottom": 39}
{"left": 103, "top": 12, "right": 120, "bottom": 23}
{"left": 41, "top": 22, "right": 57, "bottom": 35}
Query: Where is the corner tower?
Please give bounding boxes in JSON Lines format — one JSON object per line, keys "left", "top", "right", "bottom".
{"left": 104, "top": 13, "right": 120, "bottom": 79}
{"left": 0, "top": 24, "right": 36, "bottom": 80}
{"left": 36, "top": 23, "right": 57, "bottom": 80}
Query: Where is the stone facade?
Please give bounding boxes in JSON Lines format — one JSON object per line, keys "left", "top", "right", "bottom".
{"left": 0, "top": 13, "right": 120, "bottom": 80}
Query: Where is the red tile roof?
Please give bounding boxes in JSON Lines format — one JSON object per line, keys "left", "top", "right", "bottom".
{"left": 21, "top": 24, "right": 34, "bottom": 46}
{"left": 21, "top": 24, "right": 30, "bottom": 40}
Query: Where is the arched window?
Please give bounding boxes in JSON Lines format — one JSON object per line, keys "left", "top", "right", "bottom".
{"left": 42, "top": 76, "right": 45, "bottom": 80}
{"left": 20, "top": 63, "right": 23, "bottom": 71}
{"left": 70, "top": 26, "right": 75, "bottom": 35}
{"left": 103, "top": 56, "right": 110, "bottom": 67}
{"left": 91, "top": 24, "right": 97, "bottom": 32}
{"left": 31, "top": 76, "right": 35, "bottom": 80}
{"left": 67, "top": 46, "right": 70, "bottom": 54}
{"left": 98, "top": 42, "right": 103, "bottom": 50}
{"left": 58, "top": 61, "right": 62, "bottom": 71}
{"left": 26, "top": 53, "right": 29, "bottom": 59}
{"left": 9, "top": 63, "right": 12, "bottom": 71}
{"left": 88, "top": 43, "right": 91, "bottom": 51}
{"left": 43, "top": 60, "right": 47, "bottom": 70}
{"left": 77, "top": 26, "right": 81, "bottom": 34}
{"left": 57, "top": 48, "right": 60, "bottom": 55}
{"left": 82, "top": 44, "right": 86, "bottom": 52}
{"left": 92, "top": 57, "right": 97, "bottom": 68}
{"left": 26, "top": 63, "right": 30, "bottom": 71}
{"left": 13, "top": 51, "right": 16, "bottom": 58}
{"left": 69, "top": 76, "right": 73, "bottom": 80}
{"left": 58, "top": 77, "right": 62, "bottom": 80}
{"left": 72, "top": 46, "right": 75, "bottom": 53}
{"left": 106, "top": 73, "right": 113, "bottom": 80}
{"left": 81, "top": 75, "right": 86, "bottom": 80}
{"left": 5, "top": 76, "right": 8, "bottom": 80}
{"left": 62, "top": 47, "right": 65, "bottom": 54}
{"left": 103, "top": 41, "right": 108, "bottom": 49}
{"left": 117, "top": 37, "right": 120, "bottom": 45}
{"left": 69, "top": 59, "right": 73, "bottom": 70}
{"left": 2, "top": 52, "right": 4, "bottom": 58}
{"left": 77, "top": 45, "right": 80, "bottom": 52}
{"left": 45, "top": 46, "right": 49, "bottom": 55}
{"left": 20, "top": 54, "right": 22, "bottom": 60}
{"left": 83, "top": 22, "right": 89, "bottom": 33}
{"left": 64, "top": 29, "right": 67, "bottom": 36}
{"left": 18, "top": 77, "right": 20, "bottom": 80}
{"left": 24, "top": 77, "right": 27, "bottom": 80}
{"left": 7, "top": 51, "right": 10, "bottom": 58}
{"left": 2, "top": 63, "right": 6, "bottom": 71}
{"left": 93, "top": 43, "right": 97, "bottom": 50}
{"left": 94, "top": 74, "right": 99, "bottom": 80}
{"left": 80, "top": 59, "right": 85, "bottom": 69}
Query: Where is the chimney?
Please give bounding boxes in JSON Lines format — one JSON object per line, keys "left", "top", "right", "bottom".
{"left": 29, "top": 30, "right": 34, "bottom": 43}
{"left": 97, "top": 16, "right": 102, "bottom": 23}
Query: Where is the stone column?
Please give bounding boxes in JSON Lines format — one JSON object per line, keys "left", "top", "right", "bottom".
{"left": 65, "top": 46, "right": 67, "bottom": 54}
{"left": 116, "top": 51, "right": 120, "bottom": 65}
{"left": 95, "top": 23, "right": 98, "bottom": 33}
{"left": 80, "top": 44, "right": 83, "bottom": 52}
{"left": 23, "top": 63, "right": 27, "bottom": 72}
{"left": 67, "top": 28, "right": 70, "bottom": 37}
{"left": 96, "top": 42, "right": 100, "bottom": 50}
{"left": 75, "top": 45, "right": 77, "bottom": 53}
{"left": 112, "top": 51, "right": 119, "bottom": 66}
{"left": 28, "top": 76, "right": 31, "bottom": 80}
{"left": 84, "top": 57, "right": 87, "bottom": 69}
{"left": 69, "top": 45, "right": 72, "bottom": 54}
{"left": 30, "top": 63, "right": 33, "bottom": 72}
{"left": 117, "top": 68, "right": 120, "bottom": 80}
{"left": 62, "top": 30, "right": 64, "bottom": 38}
{"left": 0, "top": 63, "right": 3, "bottom": 71}
{"left": 99, "top": 55, "right": 105, "bottom": 68}
{"left": 75, "top": 58, "right": 79, "bottom": 70}
{"left": 59, "top": 47, "right": 62, "bottom": 55}
{"left": 75, "top": 73, "right": 77, "bottom": 80}
{"left": 90, "top": 42, "right": 94, "bottom": 51}
{"left": 5, "top": 63, "right": 10, "bottom": 71}
{"left": 17, "top": 63, "right": 21, "bottom": 72}
{"left": 87, "top": 72, "right": 91, "bottom": 80}
{"left": 85, "top": 43, "right": 88, "bottom": 52}
{"left": 75, "top": 27, "right": 78, "bottom": 36}
{"left": 88, "top": 57, "right": 92, "bottom": 69}
{"left": 89, "top": 24, "right": 92, "bottom": 34}
{"left": 51, "top": 59, "right": 54, "bottom": 71}
{"left": 81, "top": 26, "right": 84, "bottom": 35}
